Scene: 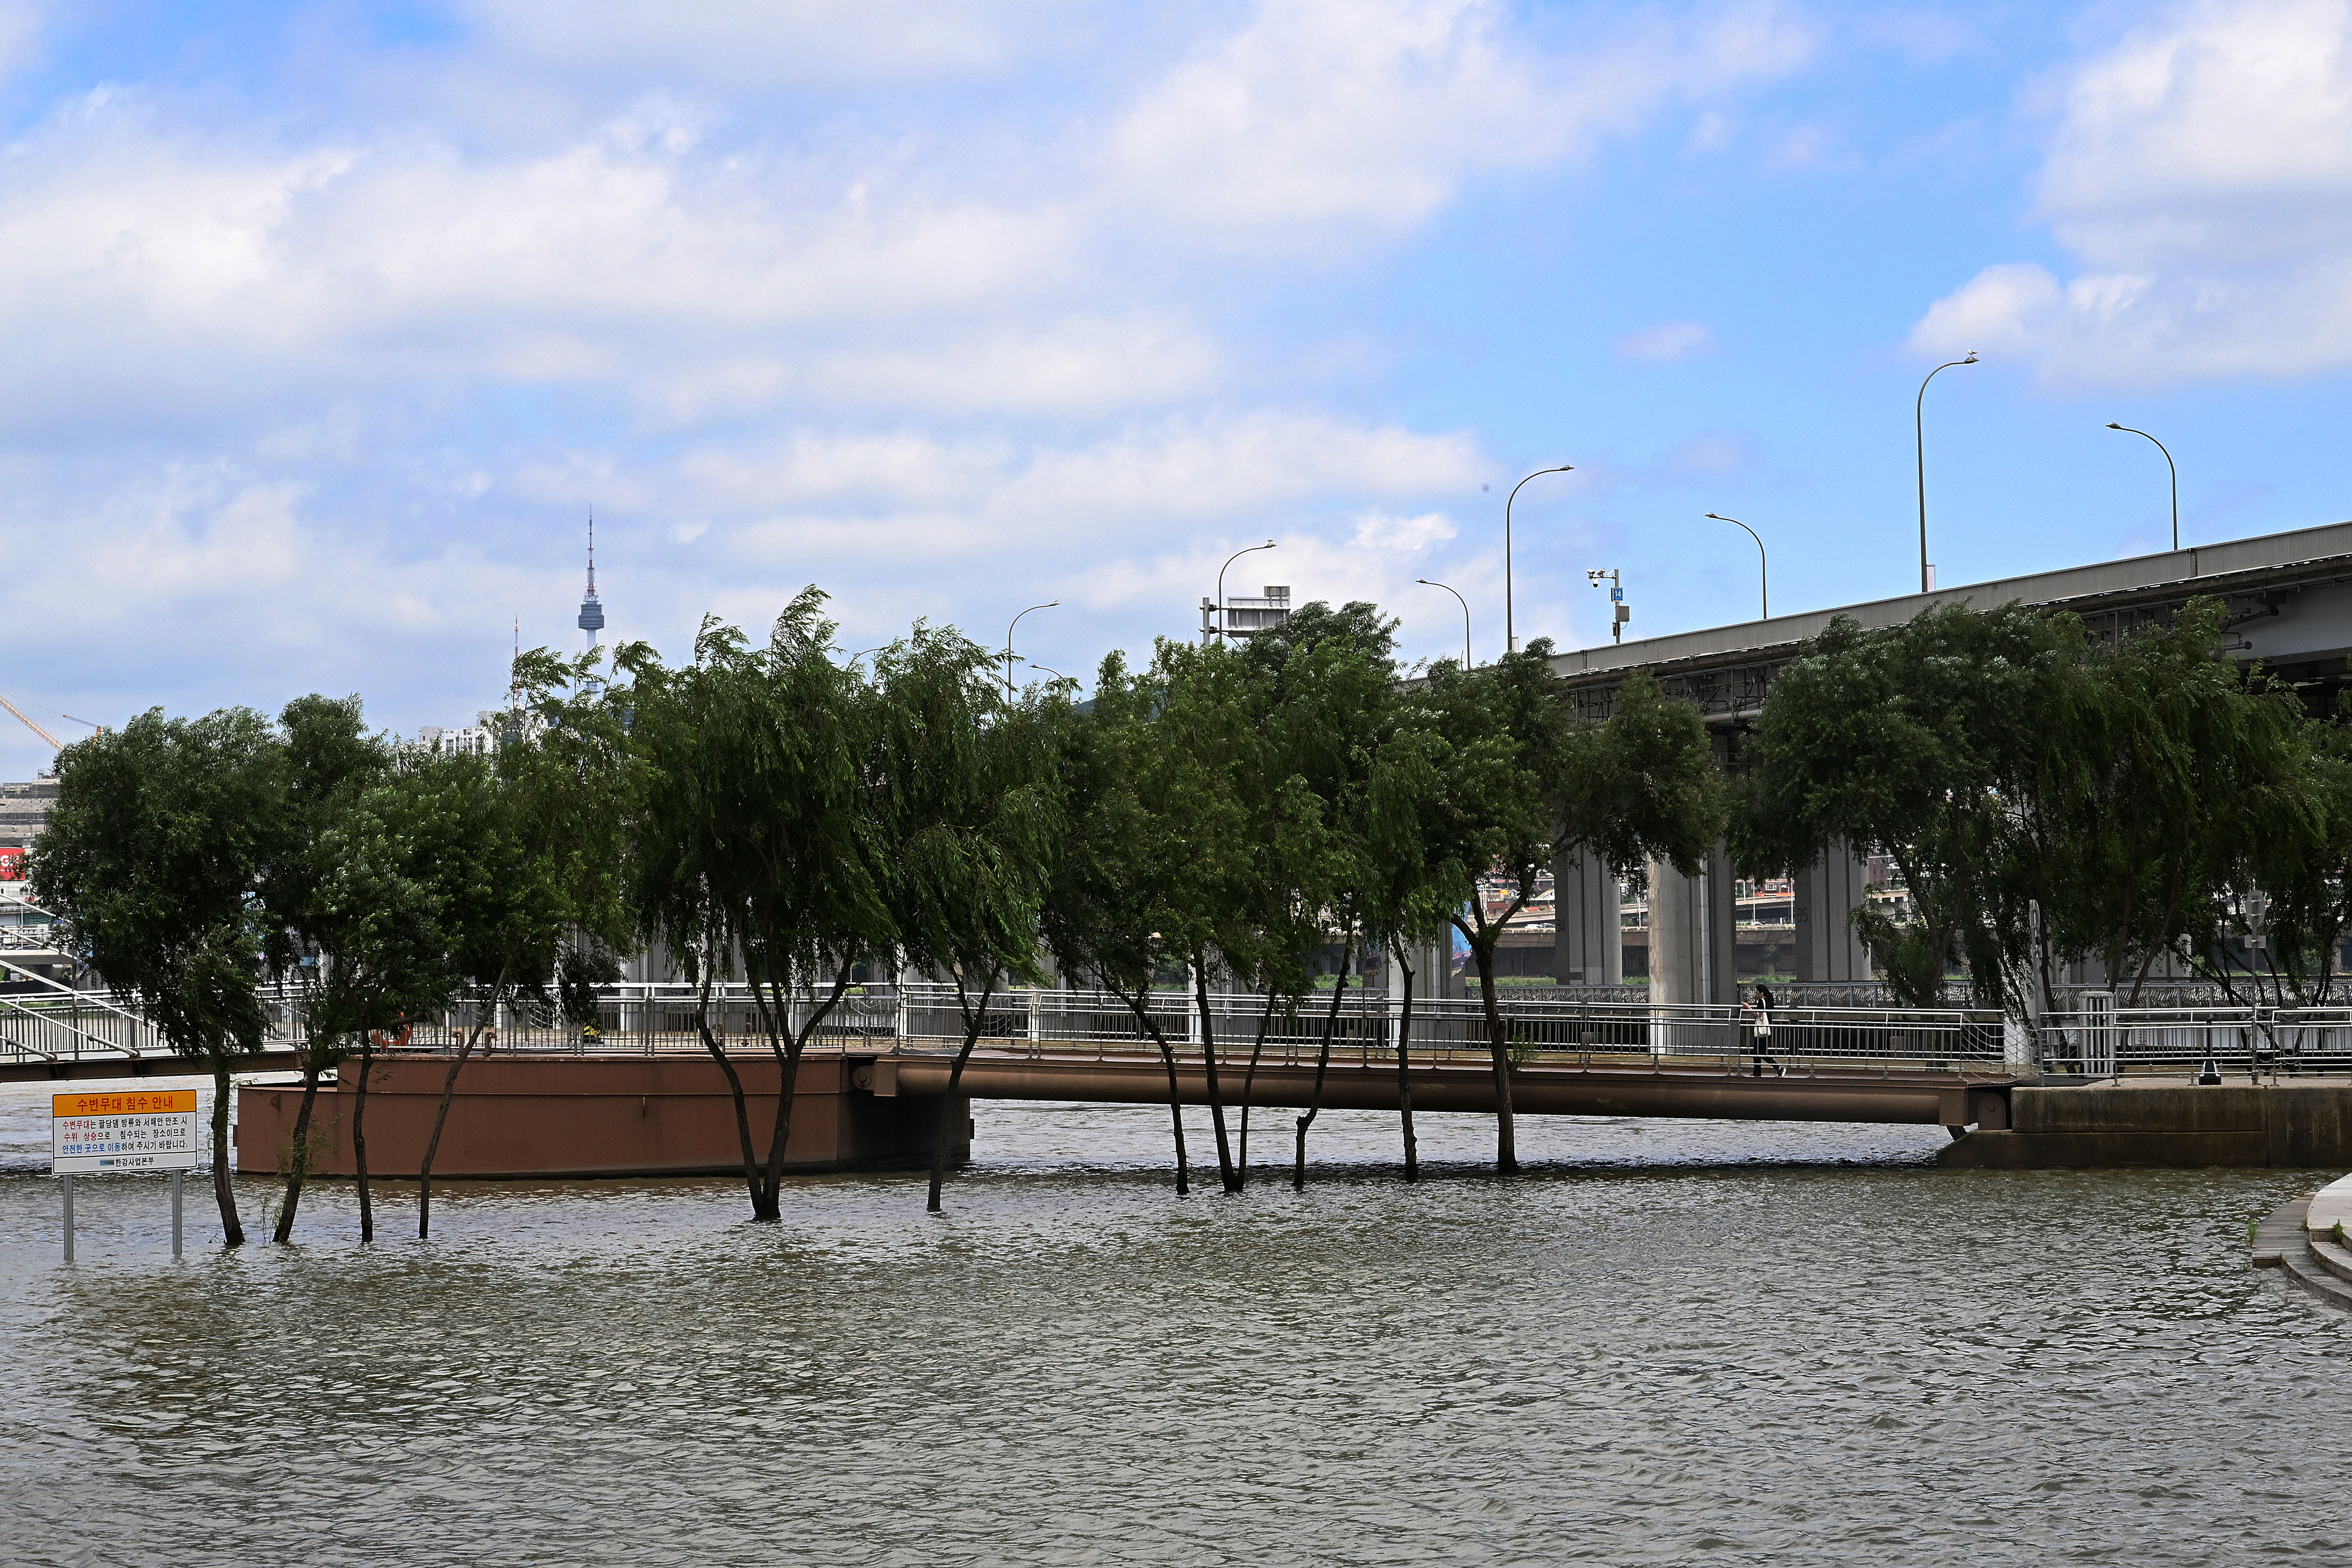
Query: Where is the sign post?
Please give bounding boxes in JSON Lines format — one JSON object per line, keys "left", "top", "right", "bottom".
{"left": 51, "top": 1089, "right": 203, "bottom": 1261}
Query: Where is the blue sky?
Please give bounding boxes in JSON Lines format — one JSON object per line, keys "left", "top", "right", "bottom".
{"left": 0, "top": 0, "right": 2348, "bottom": 775}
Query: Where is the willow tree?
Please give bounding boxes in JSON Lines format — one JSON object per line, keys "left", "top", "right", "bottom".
{"left": 416, "top": 648, "right": 633, "bottom": 1239}
{"left": 870, "top": 627, "right": 1063, "bottom": 1213}
{"left": 1039, "top": 648, "right": 1225, "bottom": 1195}
{"left": 257, "top": 694, "right": 392, "bottom": 1243}
{"left": 622, "top": 590, "right": 890, "bottom": 1222}
{"left": 1733, "top": 603, "right": 2065, "bottom": 1007}
{"left": 1229, "top": 608, "right": 1399, "bottom": 1191}
{"left": 1417, "top": 655, "right": 1722, "bottom": 1172}
{"left": 1411, "top": 643, "right": 1564, "bottom": 1174}
{"left": 33, "top": 708, "right": 283, "bottom": 1247}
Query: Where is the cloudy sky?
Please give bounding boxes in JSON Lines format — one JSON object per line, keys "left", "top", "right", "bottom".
{"left": 1, "top": 0, "right": 2348, "bottom": 775}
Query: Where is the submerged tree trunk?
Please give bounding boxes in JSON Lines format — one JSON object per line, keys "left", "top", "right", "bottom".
{"left": 687, "top": 961, "right": 768, "bottom": 1216}
{"left": 746, "top": 954, "right": 860, "bottom": 1222}
{"left": 928, "top": 974, "right": 997, "bottom": 1213}
{"left": 1114, "top": 984, "right": 1189, "bottom": 1195}
{"left": 1235, "top": 994, "right": 1279, "bottom": 1186}
{"left": 1393, "top": 950, "right": 1419, "bottom": 1182}
{"left": 1191, "top": 965, "right": 1241, "bottom": 1195}
{"left": 1292, "top": 945, "right": 1352, "bottom": 1191}
{"left": 353, "top": 1031, "right": 377, "bottom": 1243}
{"left": 1466, "top": 929, "right": 1518, "bottom": 1174}
{"left": 419, "top": 965, "right": 508, "bottom": 1240}
{"left": 273, "top": 1051, "right": 328, "bottom": 1243}
{"left": 209, "top": 1052, "right": 244, "bottom": 1247}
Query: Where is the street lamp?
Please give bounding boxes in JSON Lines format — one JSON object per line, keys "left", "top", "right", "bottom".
{"left": 1505, "top": 465, "right": 1573, "bottom": 655}
{"left": 1027, "top": 661, "right": 1068, "bottom": 683}
{"left": 1416, "top": 579, "right": 1472, "bottom": 670}
{"left": 1211, "top": 540, "right": 1276, "bottom": 644}
{"left": 1705, "top": 513, "right": 1768, "bottom": 620}
{"left": 2107, "top": 423, "right": 2180, "bottom": 553}
{"left": 1916, "top": 352, "right": 1978, "bottom": 593}
{"left": 1005, "top": 601, "right": 1057, "bottom": 696}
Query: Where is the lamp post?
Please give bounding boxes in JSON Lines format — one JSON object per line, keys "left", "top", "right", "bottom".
{"left": 2107, "top": 423, "right": 2179, "bottom": 553}
{"left": 1211, "top": 540, "right": 1276, "bottom": 644}
{"left": 1005, "top": 601, "right": 1057, "bottom": 696}
{"left": 1916, "top": 352, "right": 1978, "bottom": 593}
{"left": 1705, "top": 513, "right": 1768, "bottom": 619}
{"left": 1505, "top": 465, "right": 1573, "bottom": 655}
{"left": 1416, "top": 578, "right": 1472, "bottom": 670}
{"left": 1027, "top": 661, "right": 1067, "bottom": 683}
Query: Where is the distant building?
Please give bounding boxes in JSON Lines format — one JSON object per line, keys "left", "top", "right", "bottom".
{"left": 1200, "top": 584, "right": 1292, "bottom": 644}
{"left": 0, "top": 777, "right": 57, "bottom": 858}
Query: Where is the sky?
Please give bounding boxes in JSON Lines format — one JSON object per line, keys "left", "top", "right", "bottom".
{"left": 1, "top": 0, "right": 2350, "bottom": 776}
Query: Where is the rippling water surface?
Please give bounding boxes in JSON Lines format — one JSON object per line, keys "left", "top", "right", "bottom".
{"left": 2, "top": 1075, "right": 2346, "bottom": 1566}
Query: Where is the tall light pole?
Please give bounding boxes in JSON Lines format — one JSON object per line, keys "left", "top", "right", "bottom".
{"left": 1005, "top": 601, "right": 1057, "bottom": 696}
{"left": 1211, "top": 540, "right": 1275, "bottom": 644}
{"left": 1505, "top": 464, "right": 1573, "bottom": 655}
{"left": 1916, "top": 352, "right": 1977, "bottom": 593}
{"left": 1416, "top": 578, "right": 1472, "bottom": 670}
{"left": 2107, "top": 422, "right": 2179, "bottom": 553}
{"left": 1705, "top": 513, "right": 1768, "bottom": 619}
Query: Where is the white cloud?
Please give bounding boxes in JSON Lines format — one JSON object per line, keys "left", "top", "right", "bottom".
{"left": 1613, "top": 320, "right": 1720, "bottom": 362}
{"left": 1108, "top": 0, "right": 1812, "bottom": 252}
{"left": 459, "top": 0, "right": 1062, "bottom": 82}
{"left": 1349, "top": 509, "right": 1457, "bottom": 551}
{"left": 1911, "top": 0, "right": 2352, "bottom": 384}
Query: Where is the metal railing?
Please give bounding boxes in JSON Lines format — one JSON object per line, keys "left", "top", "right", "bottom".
{"left": 2037, "top": 998, "right": 2352, "bottom": 1079}
{"left": 69, "top": 976, "right": 2348, "bottom": 1082}
{"left": 363, "top": 983, "right": 2002, "bottom": 1078}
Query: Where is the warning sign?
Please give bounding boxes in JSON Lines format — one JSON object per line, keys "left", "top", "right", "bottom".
{"left": 52, "top": 1089, "right": 201, "bottom": 1175}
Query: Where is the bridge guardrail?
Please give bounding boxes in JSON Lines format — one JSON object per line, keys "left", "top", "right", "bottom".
{"left": 2037, "top": 1003, "right": 2352, "bottom": 1080}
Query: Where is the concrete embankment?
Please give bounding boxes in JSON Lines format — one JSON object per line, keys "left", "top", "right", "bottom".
{"left": 2252, "top": 1173, "right": 2352, "bottom": 1310}
{"left": 1942, "top": 1081, "right": 2352, "bottom": 1169}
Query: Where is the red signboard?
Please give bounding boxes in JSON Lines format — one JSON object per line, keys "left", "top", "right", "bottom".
{"left": 0, "top": 847, "right": 24, "bottom": 881}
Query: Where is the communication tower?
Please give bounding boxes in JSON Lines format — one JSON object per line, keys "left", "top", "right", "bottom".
{"left": 578, "top": 513, "right": 606, "bottom": 652}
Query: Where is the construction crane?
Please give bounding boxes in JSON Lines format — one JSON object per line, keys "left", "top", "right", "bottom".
{"left": 0, "top": 692, "right": 101, "bottom": 751}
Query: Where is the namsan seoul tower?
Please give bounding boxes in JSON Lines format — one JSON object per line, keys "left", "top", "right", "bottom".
{"left": 578, "top": 513, "right": 606, "bottom": 653}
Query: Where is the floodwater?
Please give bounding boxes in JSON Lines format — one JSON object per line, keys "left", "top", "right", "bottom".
{"left": 1, "top": 1076, "right": 2346, "bottom": 1567}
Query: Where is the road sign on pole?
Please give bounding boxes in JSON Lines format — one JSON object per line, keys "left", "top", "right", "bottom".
{"left": 52, "top": 1089, "right": 202, "bottom": 1174}
{"left": 51, "top": 1089, "right": 202, "bottom": 1262}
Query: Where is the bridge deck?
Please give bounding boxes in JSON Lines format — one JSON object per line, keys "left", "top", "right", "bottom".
{"left": 860, "top": 1047, "right": 2014, "bottom": 1128}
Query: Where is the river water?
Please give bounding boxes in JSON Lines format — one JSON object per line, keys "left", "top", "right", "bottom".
{"left": 1, "top": 1075, "right": 2346, "bottom": 1567}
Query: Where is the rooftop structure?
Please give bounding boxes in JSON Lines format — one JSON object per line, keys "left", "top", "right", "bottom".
{"left": 1201, "top": 585, "right": 1292, "bottom": 643}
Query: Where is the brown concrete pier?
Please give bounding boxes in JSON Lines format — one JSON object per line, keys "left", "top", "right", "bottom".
{"left": 235, "top": 1054, "right": 970, "bottom": 1179}
{"left": 1940, "top": 1081, "right": 2352, "bottom": 1169}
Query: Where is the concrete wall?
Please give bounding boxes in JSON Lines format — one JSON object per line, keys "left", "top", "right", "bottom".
{"left": 1941, "top": 1082, "right": 2352, "bottom": 1169}
{"left": 237, "top": 1054, "right": 969, "bottom": 1179}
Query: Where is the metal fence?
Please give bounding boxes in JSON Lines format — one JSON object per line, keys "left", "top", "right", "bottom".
{"left": 2036, "top": 995, "right": 2352, "bottom": 1079}
{"left": 41, "top": 976, "right": 2352, "bottom": 1081}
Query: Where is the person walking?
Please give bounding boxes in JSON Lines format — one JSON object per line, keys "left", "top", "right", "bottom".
{"left": 1750, "top": 982, "right": 1777, "bottom": 1076}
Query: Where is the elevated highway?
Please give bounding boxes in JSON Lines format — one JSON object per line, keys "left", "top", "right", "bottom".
{"left": 1541, "top": 518, "right": 2352, "bottom": 1001}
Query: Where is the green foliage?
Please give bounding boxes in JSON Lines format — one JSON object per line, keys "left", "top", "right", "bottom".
{"left": 1733, "top": 601, "right": 2068, "bottom": 1007}
{"left": 32, "top": 707, "right": 282, "bottom": 1064}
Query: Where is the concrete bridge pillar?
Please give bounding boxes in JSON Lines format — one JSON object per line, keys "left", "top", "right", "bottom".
{"left": 1387, "top": 937, "right": 1455, "bottom": 1006}
{"left": 1650, "top": 843, "right": 1739, "bottom": 1008}
{"left": 1648, "top": 856, "right": 1707, "bottom": 1006}
{"left": 1551, "top": 849, "right": 1622, "bottom": 986}
{"left": 1705, "top": 840, "right": 1738, "bottom": 1005}
{"left": 1793, "top": 840, "right": 1873, "bottom": 985}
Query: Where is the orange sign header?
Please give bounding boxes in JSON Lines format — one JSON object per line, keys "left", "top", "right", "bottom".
{"left": 52, "top": 1089, "right": 198, "bottom": 1118}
